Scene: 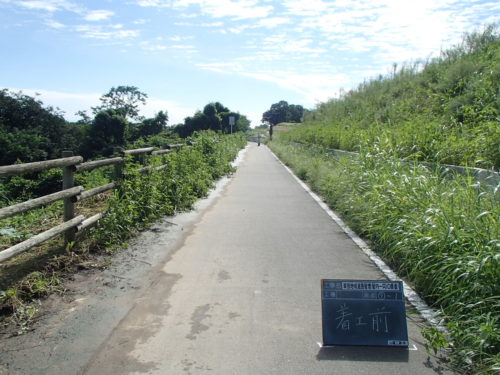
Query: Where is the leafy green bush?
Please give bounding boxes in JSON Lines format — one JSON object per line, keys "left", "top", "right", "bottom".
{"left": 94, "top": 131, "right": 246, "bottom": 248}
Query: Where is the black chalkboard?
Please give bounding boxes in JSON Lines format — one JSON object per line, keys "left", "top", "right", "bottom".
{"left": 321, "top": 279, "right": 408, "bottom": 347}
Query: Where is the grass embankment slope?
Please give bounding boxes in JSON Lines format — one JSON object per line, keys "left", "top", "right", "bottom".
{"left": 281, "top": 26, "right": 499, "bottom": 170}
{"left": 270, "top": 27, "right": 499, "bottom": 374}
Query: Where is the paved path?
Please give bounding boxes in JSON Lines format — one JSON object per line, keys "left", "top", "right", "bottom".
{"left": 84, "top": 143, "right": 450, "bottom": 375}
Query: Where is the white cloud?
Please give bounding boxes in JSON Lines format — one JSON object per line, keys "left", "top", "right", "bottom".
{"left": 136, "top": 0, "right": 163, "bottom": 6}
{"left": 283, "top": 0, "right": 331, "bottom": 16}
{"left": 17, "top": 0, "right": 66, "bottom": 12}
{"left": 256, "top": 17, "right": 291, "bottom": 28}
{"left": 139, "top": 41, "right": 167, "bottom": 51}
{"left": 174, "top": 21, "right": 223, "bottom": 27}
{"left": 137, "top": 0, "right": 273, "bottom": 19}
{"left": 242, "top": 70, "right": 350, "bottom": 103}
{"left": 133, "top": 18, "right": 149, "bottom": 25}
{"left": 15, "top": 0, "right": 83, "bottom": 13}
{"left": 196, "top": 54, "right": 350, "bottom": 107}
{"left": 200, "top": 0, "right": 273, "bottom": 19}
{"left": 45, "top": 19, "right": 65, "bottom": 28}
{"left": 170, "top": 44, "right": 196, "bottom": 49}
{"left": 197, "top": 62, "right": 244, "bottom": 73}
{"left": 288, "top": 0, "right": 500, "bottom": 70}
{"left": 75, "top": 24, "right": 139, "bottom": 39}
{"left": 11, "top": 1, "right": 119, "bottom": 27}
{"left": 84, "top": 10, "right": 114, "bottom": 21}
{"left": 169, "top": 35, "right": 194, "bottom": 41}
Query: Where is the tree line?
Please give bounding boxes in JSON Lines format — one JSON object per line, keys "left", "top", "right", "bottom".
{"left": 0, "top": 86, "right": 250, "bottom": 166}
{"left": 173, "top": 102, "right": 250, "bottom": 137}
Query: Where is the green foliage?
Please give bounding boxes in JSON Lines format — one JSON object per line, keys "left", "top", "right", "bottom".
{"left": 270, "top": 140, "right": 499, "bottom": 374}
{"left": 1, "top": 131, "right": 246, "bottom": 332}
{"left": 1, "top": 169, "right": 64, "bottom": 205}
{"left": 92, "top": 85, "right": 148, "bottom": 121}
{"left": 128, "top": 129, "right": 180, "bottom": 149}
{"left": 175, "top": 102, "right": 250, "bottom": 137}
{"left": 0, "top": 89, "right": 82, "bottom": 165}
{"left": 79, "top": 109, "right": 129, "bottom": 159}
{"left": 280, "top": 26, "right": 500, "bottom": 170}
{"left": 262, "top": 100, "right": 304, "bottom": 125}
{"left": 235, "top": 114, "right": 251, "bottom": 133}
{"left": 134, "top": 111, "right": 169, "bottom": 139}
{"left": 94, "top": 131, "right": 246, "bottom": 248}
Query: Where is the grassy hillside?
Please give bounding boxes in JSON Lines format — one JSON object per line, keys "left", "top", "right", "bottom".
{"left": 280, "top": 25, "right": 499, "bottom": 170}
{"left": 270, "top": 25, "right": 499, "bottom": 374}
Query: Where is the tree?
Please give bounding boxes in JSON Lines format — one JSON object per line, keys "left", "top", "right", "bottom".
{"left": 174, "top": 102, "right": 250, "bottom": 137}
{"left": 236, "top": 115, "right": 251, "bottom": 132}
{"left": 203, "top": 103, "right": 222, "bottom": 131}
{"left": 0, "top": 89, "right": 77, "bottom": 164}
{"left": 214, "top": 102, "right": 229, "bottom": 113}
{"left": 288, "top": 104, "right": 305, "bottom": 122}
{"left": 136, "top": 111, "right": 168, "bottom": 138}
{"left": 81, "top": 109, "right": 128, "bottom": 158}
{"left": 262, "top": 100, "right": 304, "bottom": 125}
{"left": 262, "top": 100, "right": 288, "bottom": 125}
{"left": 92, "top": 86, "right": 148, "bottom": 121}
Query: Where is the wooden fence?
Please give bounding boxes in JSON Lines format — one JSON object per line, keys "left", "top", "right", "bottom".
{"left": 0, "top": 143, "right": 186, "bottom": 263}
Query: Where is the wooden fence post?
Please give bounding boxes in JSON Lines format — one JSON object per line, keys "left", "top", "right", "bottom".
{"left": 62, "top": 150, "right": 76, "bottom": 244}
{"left": 113, "top": 147, "right": 123, "bottom": 181}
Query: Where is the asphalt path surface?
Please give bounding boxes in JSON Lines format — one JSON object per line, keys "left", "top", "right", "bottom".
{"left": 0, "top": 143, "right": 452, "bottom": 375}
{"left": 82, "top": 143, "right": 450, "bottom": 375}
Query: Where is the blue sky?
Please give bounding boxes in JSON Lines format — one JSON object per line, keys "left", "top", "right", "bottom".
{"left": 0, "top": 0, "right": 498, "bottom": 126}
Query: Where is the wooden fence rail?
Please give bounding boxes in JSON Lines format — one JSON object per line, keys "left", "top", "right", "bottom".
{"left": 0, "top": 156, "right": 84, "bottom": 177}
{"left": 75, "top": 157, "right": 123, "bottom": 173}
{"left": 0, "top": 143, "right": 188, "bottom": 263}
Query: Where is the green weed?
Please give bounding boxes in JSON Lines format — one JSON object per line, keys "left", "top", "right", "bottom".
{"left": 270, "top": 139, "right": 499, "bottom": 374}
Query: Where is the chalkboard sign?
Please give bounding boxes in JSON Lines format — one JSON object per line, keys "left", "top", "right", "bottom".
{"left": 321, "top": 279, "right": 408, "bottom": 347}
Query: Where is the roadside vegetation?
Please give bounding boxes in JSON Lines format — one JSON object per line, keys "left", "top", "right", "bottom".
{"left": 279, "top": 25, "right": 499, "bottom": 170}
{"left": 0, "top": 83, "right": 248, "bottom": 335}
{"left": 0, "top": 131, "right": 245, "bottom": 334}
{"left": 267, "top": 26, "right": 499, "bottom": 374}
{"left": 269, "top": 141, "right": 498, "bottom": 374}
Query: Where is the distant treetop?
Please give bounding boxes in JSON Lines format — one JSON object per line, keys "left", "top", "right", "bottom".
{"left": 262, "top": 101, "right": 305, "bottom": 126}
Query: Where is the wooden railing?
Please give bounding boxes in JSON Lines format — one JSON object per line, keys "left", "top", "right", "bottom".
{"left": 0, "top": 143, "right": 186, "bottom": 263}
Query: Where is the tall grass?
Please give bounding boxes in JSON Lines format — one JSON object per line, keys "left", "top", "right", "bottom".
{"left": 282, "top": 25, "right": 500, "bottom": 170}
{"left": 269, "top": 140, "right": 499, "bottom": 374}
